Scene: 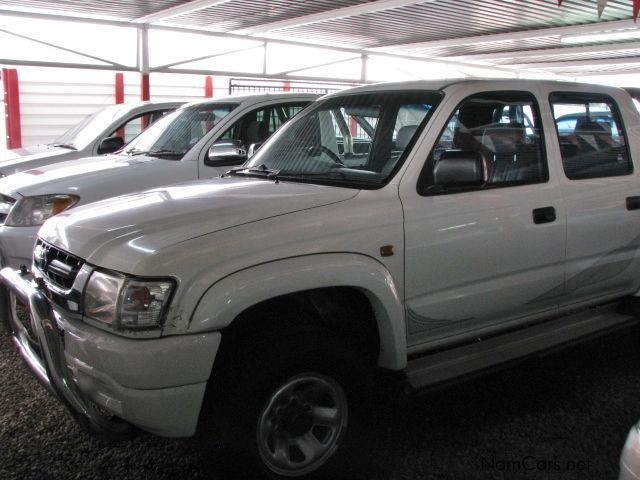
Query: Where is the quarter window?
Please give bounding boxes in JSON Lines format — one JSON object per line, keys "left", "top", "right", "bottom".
{"left": 550, "top": 93, "right": 631, "bottom": 180}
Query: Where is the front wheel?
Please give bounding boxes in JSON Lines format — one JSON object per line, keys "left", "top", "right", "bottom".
{"left": 199, "top": 328, "right": 374, "bottom": 479}
{"left": 257, "top": 372, "right": 349, "bottom": 477}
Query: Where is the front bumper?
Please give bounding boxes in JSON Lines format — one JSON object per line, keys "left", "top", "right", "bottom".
{"left": 0, "top": 267, "right": 221, "bottom": 438}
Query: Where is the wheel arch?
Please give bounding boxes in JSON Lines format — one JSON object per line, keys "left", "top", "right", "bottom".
{"left": 188, "top": 253, "right": 406, "bottom": 370}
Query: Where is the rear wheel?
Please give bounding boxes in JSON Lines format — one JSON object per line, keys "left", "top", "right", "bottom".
{"left": 199, "top": 327, "right": 374, "bottom": 479}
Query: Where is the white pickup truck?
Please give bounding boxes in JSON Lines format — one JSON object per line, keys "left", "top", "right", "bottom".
{"left": 2, "top": 79, "right": 640, "bottom": 479}
{"left": 0, "top": 101, "right": 182, "bottom": 172}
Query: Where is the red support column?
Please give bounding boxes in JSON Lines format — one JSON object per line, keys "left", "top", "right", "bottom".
{"left": 2, "top": 68, "right": 22, "bottom": 149}
{"left": 140, "top": 73, "right": 150, "bottom": 101}
{"left": 115, "top": 73, "right": 125, "bottom": 104}
{"left": 283, "top": 81, "right": 291, "bottom": 92}
{"left": 140, "top": 73, "right": 150, "bottom": 129}
{"left": 205, "top": 76, "right": 213, "bottom": 98}
{"left": 349, "top": 117, "right": 358, "bottom": 137}
{"left": 115, "top": 73, "right": 125, "bottom": 139}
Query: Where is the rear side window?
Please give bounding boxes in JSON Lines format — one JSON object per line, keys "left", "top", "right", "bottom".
{"left": 420, "top": 91, "right": 547, "bottom": 195}
{"left": 550, "top": 93, "right": 631, "bottom": 180}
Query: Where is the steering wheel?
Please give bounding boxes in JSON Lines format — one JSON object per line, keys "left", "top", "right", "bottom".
{"left": 308, "top": 145, "right": 344, "bottom": 166}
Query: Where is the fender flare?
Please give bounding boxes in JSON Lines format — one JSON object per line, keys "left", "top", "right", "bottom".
{"left": 189, "top": 253, "right": 406, "bottom": 370}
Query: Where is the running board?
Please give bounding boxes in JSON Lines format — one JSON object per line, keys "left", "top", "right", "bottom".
{"left": 405, "top": 303, "right": 638, "bottom": 389}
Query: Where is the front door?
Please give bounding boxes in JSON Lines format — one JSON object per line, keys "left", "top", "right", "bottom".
{"left": 402, "top": 90, "right": 566, "bottom": 350}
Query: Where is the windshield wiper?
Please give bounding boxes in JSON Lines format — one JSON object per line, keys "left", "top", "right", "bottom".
{"left": 122, "top": 148, "right": 183, "bottom": 158}
{"left": 276, "top": 169, "right": 348, "bottom": 180}
{"left": 226, "top": 164, "right": 280, "bottom": 178}
{"left": 146, "top": 149, "right": 184, "bottom": 158}
{"left": 49, "top": 143, "right": 77, "bottom": 150}
{"left": 123, "top": 148, "right": 148, "bottom": 156}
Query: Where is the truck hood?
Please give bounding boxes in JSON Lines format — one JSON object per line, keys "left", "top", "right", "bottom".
{"left": 39, "top": 177, "right": 358, "bottom": 270}
{"left": 0, "top": 154, "right": 195, "bottom": 199}
{"left": 0, "top": 145, "right": 71, "bottom": 174}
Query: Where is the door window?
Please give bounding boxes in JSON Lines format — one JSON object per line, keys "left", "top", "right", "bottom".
{"left": 219, "top": 102, "right": 310, "bottom": 148}
{"left": 550, "top": 93, "right": 631, "bottom": 180}
{"left": 107, "top": 109, "right": 173, "bottom": 144}
{"left": 420, "top": 91, "right": 547, "bottom": 195}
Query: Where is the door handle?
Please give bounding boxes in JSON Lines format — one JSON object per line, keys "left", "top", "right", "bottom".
{"left": 532, "top": 206, "right": 556, "bottom": 224}
{"left": 626, "top": 196, "right": 640, "bottom": 211}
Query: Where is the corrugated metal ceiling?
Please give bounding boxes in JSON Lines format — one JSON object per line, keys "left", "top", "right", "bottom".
{"left": 0, "top": 0, "right": 638, "bottom": 78}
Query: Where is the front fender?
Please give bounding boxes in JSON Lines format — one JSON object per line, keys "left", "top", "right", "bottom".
{"left": 188, "top": 253, "right": 406, "bottom": 370}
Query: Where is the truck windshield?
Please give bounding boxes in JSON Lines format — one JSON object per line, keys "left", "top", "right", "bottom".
{"left": 240, "top": 91, "right": 442, "bottom": 189}
{"left": 122, "top": 103, "right": 237, "bottom": 160}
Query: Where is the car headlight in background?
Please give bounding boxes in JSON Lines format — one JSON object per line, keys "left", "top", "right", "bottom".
{"left": 4, "top": 194, "right": 79, "bottom": 226}
{"left": 84, "top": 269, "right": 175, "bottom": 331}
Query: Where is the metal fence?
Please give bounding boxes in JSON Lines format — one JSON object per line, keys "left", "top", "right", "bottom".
{"left": 228, "top": 78, "right": 356, "bottom": 95}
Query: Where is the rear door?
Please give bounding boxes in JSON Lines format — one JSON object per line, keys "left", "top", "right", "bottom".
{"left": 550, "top": 90, "right": 640, "bottom": 308}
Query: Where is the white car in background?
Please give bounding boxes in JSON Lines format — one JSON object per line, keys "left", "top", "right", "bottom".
{"left": 0, "top": 92, "right": 317, "bottom": 271}
{"left": 0, "top": 101, "right": 182, "bottom": 175}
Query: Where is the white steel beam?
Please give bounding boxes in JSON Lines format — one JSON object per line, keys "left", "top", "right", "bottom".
{"left": 508, "top": 57, "right": 640, "bottom": 69}
{"left": 570, "top": 68, "right": 640, "bottom": 75}
{"left": 232, "top": 0, "right": 432, "bottom": 35}
{"left": 132, "top": 0, "right": 231, "bottom": 24}
{"left": 154, "top": 45, "right": 263, "bottom": 69}
{"left": 272, "top": 56, "right": 362, "bottom": 76}
{"left": 0, "top": 27, "right": 127, "bottom": 68}
{"left": 371, "top": 19, "right": 640, "bottom": 51}
{"left": 442, "top": 42, "right": 640, "bottom": 62}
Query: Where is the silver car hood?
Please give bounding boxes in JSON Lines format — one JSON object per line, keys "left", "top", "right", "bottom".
{"left": 0, "top": 155, "right": 195, "bottom": 200}
{"left": 0, "top": 145, "right": 72, "bottom": 174}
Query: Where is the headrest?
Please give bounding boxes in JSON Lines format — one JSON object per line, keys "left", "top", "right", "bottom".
{"left": 396, "top": 125, "right": 418, "bottom": 151}
{"left": 247, "top": 121, "right": 268, "bottom": 143}
{"left": 481, "top": 125, "right": 523, "bottom": 155}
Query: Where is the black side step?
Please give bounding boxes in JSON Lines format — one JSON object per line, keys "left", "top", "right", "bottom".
{"left": 406, "top": 303, "right": 638, "bottom": 389}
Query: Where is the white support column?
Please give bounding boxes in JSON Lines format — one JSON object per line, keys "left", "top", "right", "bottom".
{"left": 137, "top": 25, "right": 150, "bottom": 100}
{"left": 361, "top": 54, "right": 368, "bottom": 83}
{"left": 263, "top": 41, "right": 268, "bottom": 76}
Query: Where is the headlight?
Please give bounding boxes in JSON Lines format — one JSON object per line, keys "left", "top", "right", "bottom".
{"left": 84, "top": 269, "right": 175, "bottom": 331}
{"left": 4, "top": 194, "right": 79, "bottom": 226}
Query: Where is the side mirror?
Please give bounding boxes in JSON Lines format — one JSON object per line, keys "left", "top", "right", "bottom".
{"left": 433, "top": 150, "right": 485, "bottom": 188}
{"left": 247, "top": 142, "right": 263, "bottom": 159}
{"left": 97, "top": 136, "right": 124, "bottom": 155}
{"left": 205, "top": 139, "right": 247, "bottom": 167}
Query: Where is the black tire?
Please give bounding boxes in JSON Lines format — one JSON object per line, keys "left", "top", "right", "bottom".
{"left": 0, "top": 285, "right": 10, "bottom": 334}
{"left": 198, "top": 326, "right": 376, "bottom": 479}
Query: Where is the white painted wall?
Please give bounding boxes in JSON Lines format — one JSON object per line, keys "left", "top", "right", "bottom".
{"left": 0, "top": 67, "right": 236, "bottom": 151}
{"left": 0, "top": 66, "right": 348, "bottom": 154}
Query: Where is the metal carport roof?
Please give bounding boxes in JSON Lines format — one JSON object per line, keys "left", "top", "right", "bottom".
{"left": 0, "top": 0, "right": 639, "bottom": 82}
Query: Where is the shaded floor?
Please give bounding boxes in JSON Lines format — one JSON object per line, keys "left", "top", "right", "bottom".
{"left": 1, "top": 326, "right": 638, "bottom": 479}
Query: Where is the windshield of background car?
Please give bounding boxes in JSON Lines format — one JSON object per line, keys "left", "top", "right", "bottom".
{"left": 241, "top": 91, "right": 442, "bottom": 189}
{"left": 122, "top": 103, "right": 237, "bottom": 159}
{"left": 53, "top": 104, "right": 137, "bottom": 150}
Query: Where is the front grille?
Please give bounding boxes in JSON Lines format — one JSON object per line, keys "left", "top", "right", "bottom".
{"left": 0, "top": 194, "right": 16, "bottom": 224}
{"left": 33, "top": 239, "right": 84, "bottom": 290}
